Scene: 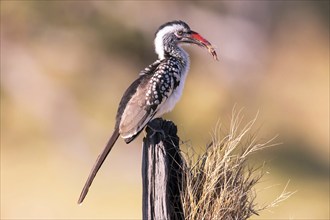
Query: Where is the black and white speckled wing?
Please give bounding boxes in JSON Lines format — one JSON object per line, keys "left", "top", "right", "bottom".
{"left": 116, "top": 58, "right": 182, "bottom": 143}
{"left": 117, "top": 75, "right": 156, "bottom": 143}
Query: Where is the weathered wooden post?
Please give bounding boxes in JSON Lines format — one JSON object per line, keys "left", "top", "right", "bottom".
{"left": 142, "top": 118, "right": 184, "bottom": 220}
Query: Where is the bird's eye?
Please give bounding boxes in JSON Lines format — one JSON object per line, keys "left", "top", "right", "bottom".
{"left": 176, "top": 30, "right": 184, "bottom": 37}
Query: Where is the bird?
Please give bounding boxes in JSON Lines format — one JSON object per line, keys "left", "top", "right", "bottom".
{"left": 78, "top": 20, "right": 218, "bottom": 204}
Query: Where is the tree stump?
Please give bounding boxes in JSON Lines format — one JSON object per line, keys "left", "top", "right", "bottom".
{"left": 142, "top": 118, "right": 184, "bottom": 220}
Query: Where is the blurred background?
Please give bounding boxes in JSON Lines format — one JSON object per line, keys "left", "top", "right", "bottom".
{"left": 1, "top": 1, "right": 329, "bottom": 219}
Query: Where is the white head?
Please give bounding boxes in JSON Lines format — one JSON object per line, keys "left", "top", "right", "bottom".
{"left": 154, "top": 20, "right": 218, "bottom": 60}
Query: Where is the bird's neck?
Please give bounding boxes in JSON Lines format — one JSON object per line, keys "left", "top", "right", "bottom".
{"left": 157, "top": 44, "right": 189, "bottom": 67}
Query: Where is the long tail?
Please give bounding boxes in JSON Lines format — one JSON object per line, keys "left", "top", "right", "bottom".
{"left": 78, "top": 128, "right": 120, "bottom": 204}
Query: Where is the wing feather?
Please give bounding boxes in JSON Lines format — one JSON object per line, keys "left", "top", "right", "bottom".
{"left": 116, "top": 58, "right": 179, "bottom": 142}
{"left": 115, "top": 62, "right": 161, "bottom": 141}
{"left": 119, "top": 87, "right": 156, "bottom": 139}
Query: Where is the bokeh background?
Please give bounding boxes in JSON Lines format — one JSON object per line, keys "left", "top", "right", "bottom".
{"left": 1, "top": 1, "right": 329, "bottom": 219}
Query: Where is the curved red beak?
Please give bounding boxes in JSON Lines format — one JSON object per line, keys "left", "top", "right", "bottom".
{"left": 182, "top": 30, "right": 219, "bottom": 61}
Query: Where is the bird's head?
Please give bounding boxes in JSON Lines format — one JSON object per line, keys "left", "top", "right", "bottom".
{"left": 154, "top": 20, "right": 218, "bottom": 60}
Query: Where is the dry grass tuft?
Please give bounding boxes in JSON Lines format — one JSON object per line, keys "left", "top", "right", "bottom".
{"left": 180, "top": 108, "right": 294, "bottom": 220}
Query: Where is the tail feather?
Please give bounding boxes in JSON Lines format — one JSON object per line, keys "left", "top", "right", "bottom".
{"left": 78, "top": 128, "right": 120, "bottom": 204}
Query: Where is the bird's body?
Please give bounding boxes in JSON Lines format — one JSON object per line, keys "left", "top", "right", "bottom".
{"left": 78, "top": 20, "right": 218, "bottom": 204}
{"left": 118, "top": 55, "right": 189, "bottom": 142}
